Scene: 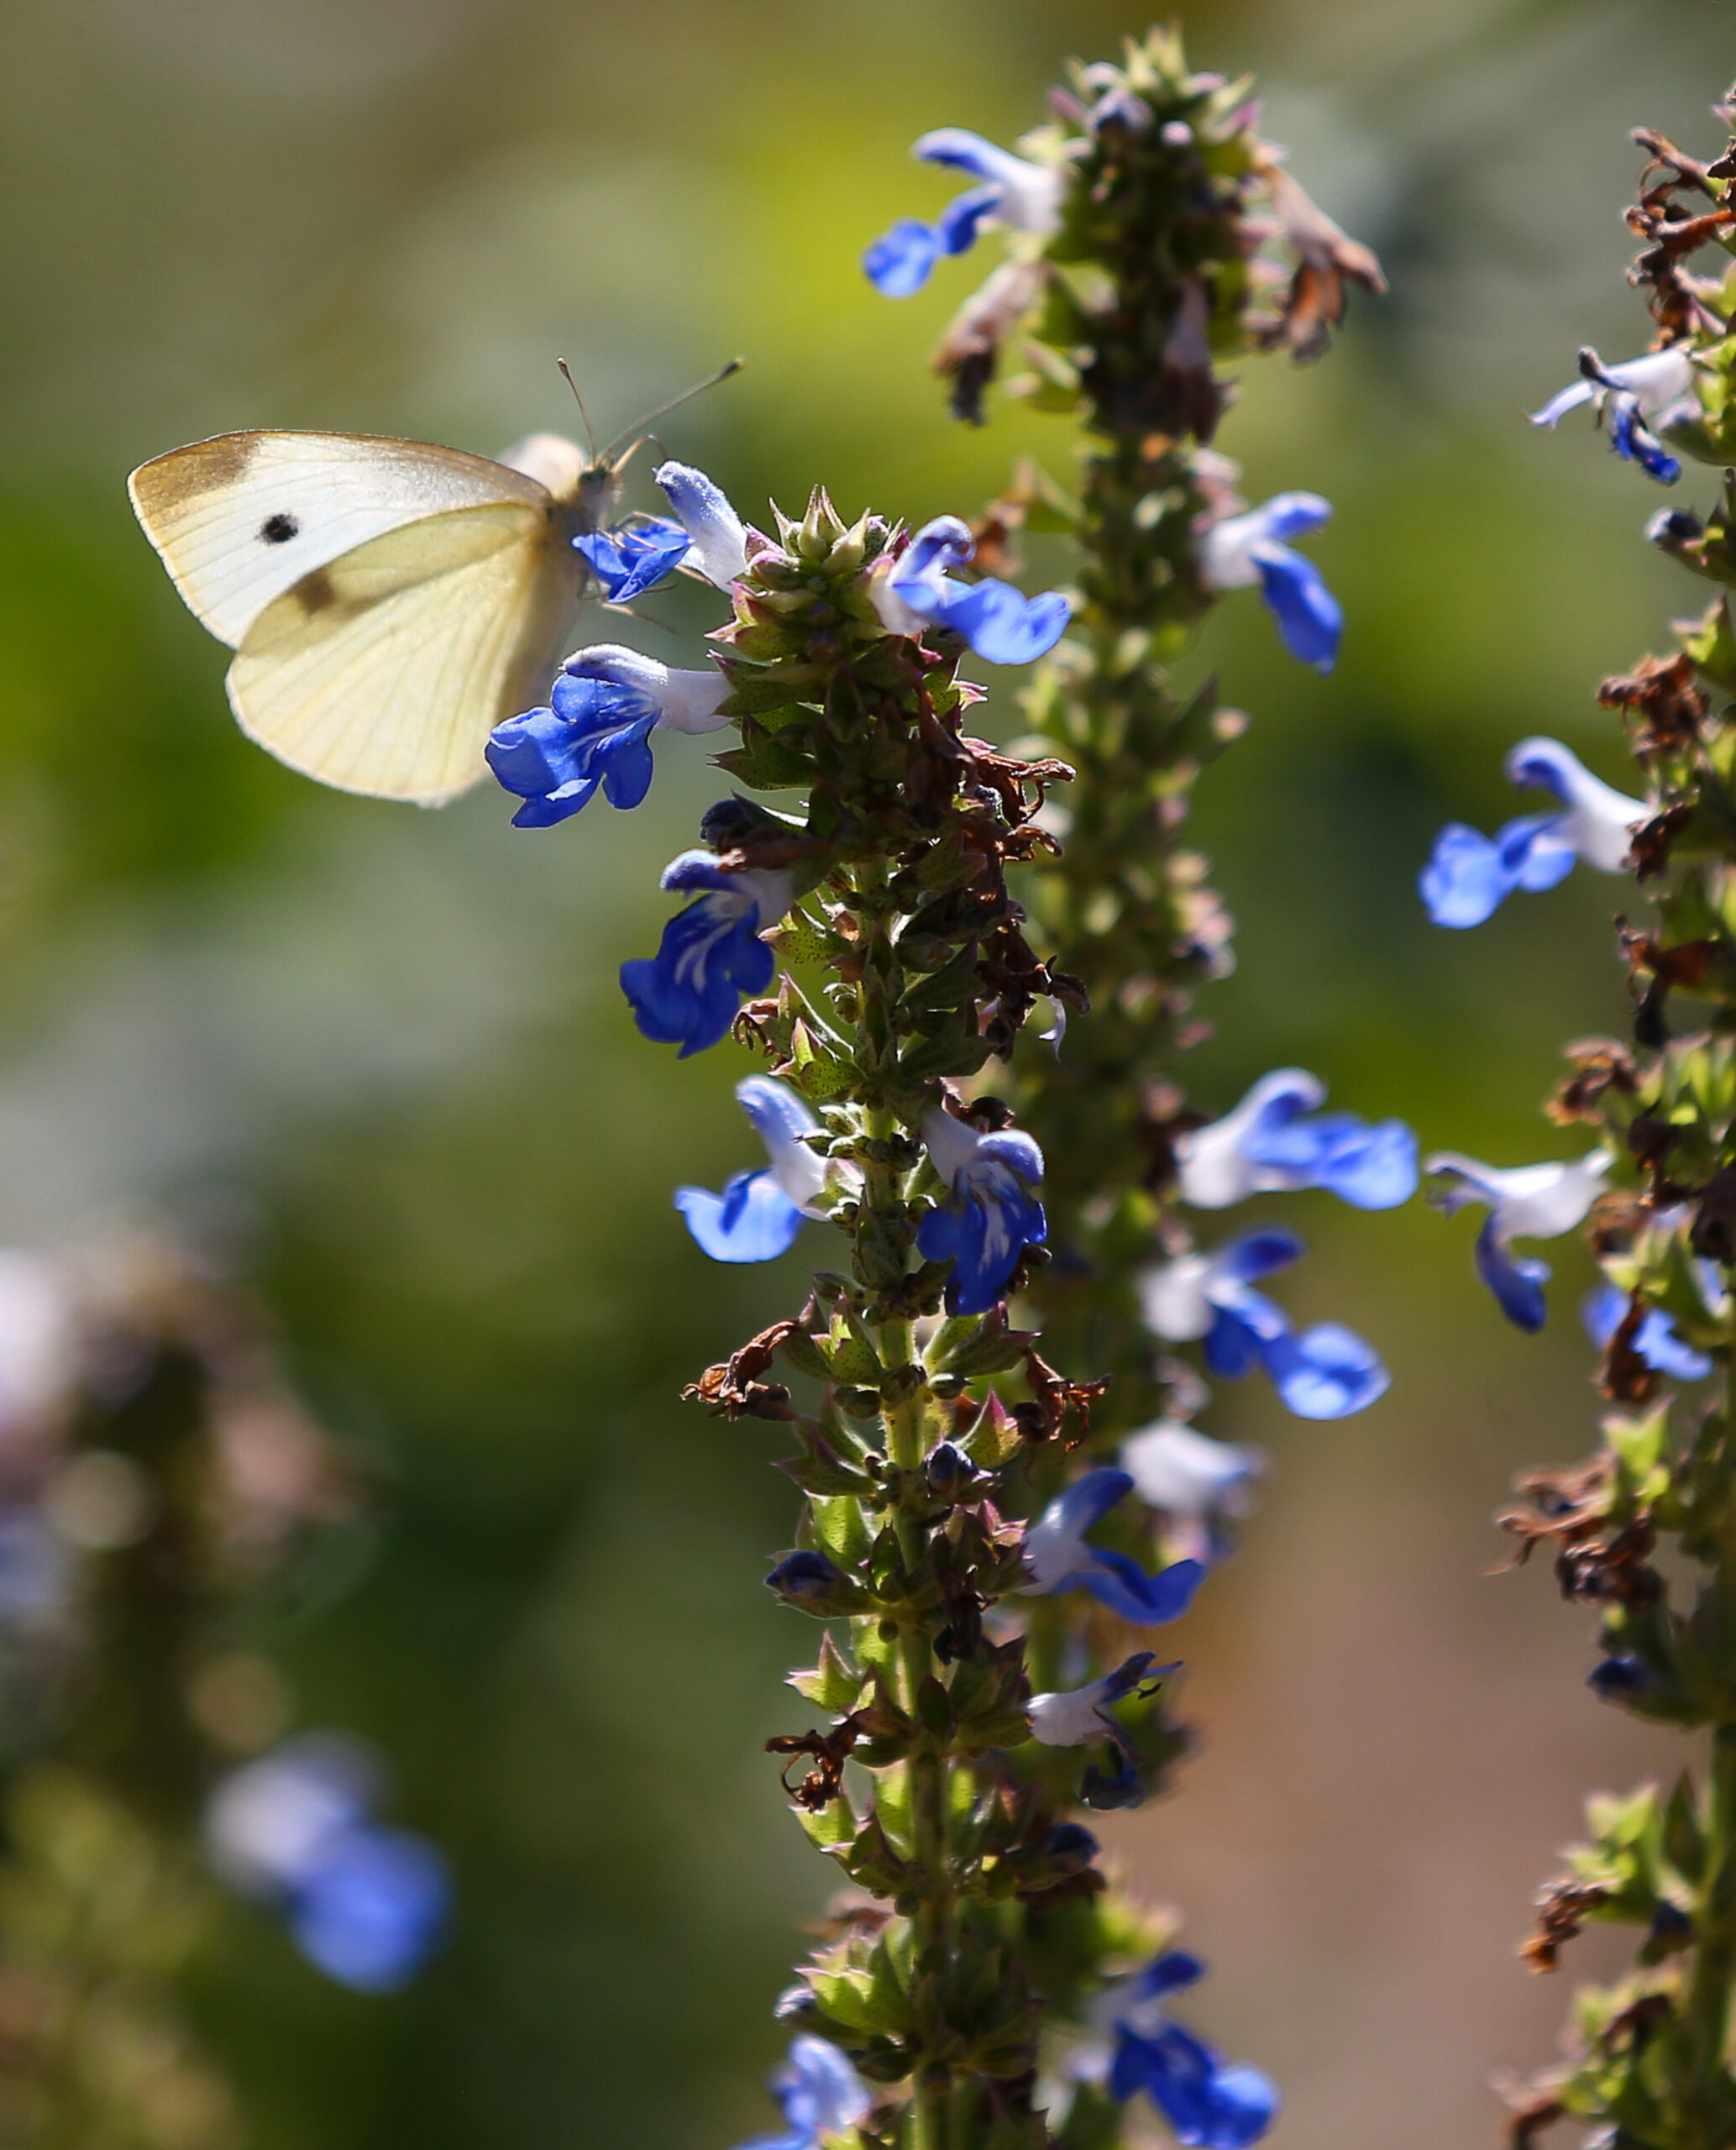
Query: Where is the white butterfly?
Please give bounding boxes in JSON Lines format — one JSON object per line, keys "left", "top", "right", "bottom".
{"left": 128, "top": 427, "right": 621, "bottom": 806}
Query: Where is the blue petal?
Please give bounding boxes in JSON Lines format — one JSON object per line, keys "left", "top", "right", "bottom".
{"left": 1113, "top": 2023, "right": 1277, "bottom": 2148}
{"left": 1610, "top": 401, "right": 1681, "bottom": 484}
{"left": 1581, "top": 1282, "right": 1712, "bottom": 1380}
{"left": 1311, "top": 1118, "right": 1419, "bottom": 1209}
{"left": 573, "top": 521, "right": 691, "bottom": 603}
{"left": 1476, "top": 1216, "right": 1550, "bottom": 1332}
{"left": 288, "top": 1827, "right": 448, "bottom": 1993}
{"left": 1135, "top": 1951, "right": 1207, "bottom": 2001}
{"left": 1045, "top": 1467, "right": 1136, "bottom": 1542}
{"left": 1251, "top": 545, "right": 1341, "bottom": 672}
{"left": 1215, "top": 1228, "right": 1305, "bottom": 1285}
{"left": 1497, "top": 810, "right": 1577, "bottom": 893}
{"left": 1419, "top": 824, "right": 1509, "bottom": 927}
{"left": 1262, "top": 1322, "right": 1388, "bottom": 1419}
{"left": 864, "top": 218, "right": 941, "bottom": 296}
{"left": 915, "top": 1173, "right": 1046, "bottom": 1314}
{"left": 675, "top": 1169, "right": 804, "bottom": 1263}
{"left": 935, "top": 181, "right": 1002, "bottom": 254}
{"left": 620, "top": 900, "right": 777, "bottom": 1058}
{"left": 1080, "top": 1549, "right": 1204, "bottom": 1625}
{"left": 1203, "top": 1308, "right": 1263, "bottom": 1380}
{"left": 943, "top": 579, "right": 1072, "bottom": 665}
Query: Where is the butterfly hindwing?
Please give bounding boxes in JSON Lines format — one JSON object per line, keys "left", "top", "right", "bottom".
{"left": 228, "top": 502, "right": 581, "bottom": 806}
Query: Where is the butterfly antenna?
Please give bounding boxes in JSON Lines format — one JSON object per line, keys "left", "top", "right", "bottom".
{"left": 556, "top": 358, "right": 600, "bottom": 461}
{"left": 599, "top": 357, "right": 743, "bottom": 465}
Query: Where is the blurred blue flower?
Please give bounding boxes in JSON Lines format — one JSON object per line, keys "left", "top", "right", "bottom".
{"left": 1531, "top": 345, "right": 1696, "bottom": 484}
{"left": 1582, "top": 1282, "right": 1713, "bottom": 1381}
{"left": 872, "top": 517, "right": 1071, "bottom": 666}
{"left": 863, "top": 128, "right": 1062, "bottom": 296}
{"left": 1426, "top": 1149, "right": 1613, "bottom": 1331}
{"left": 654, "top": 459, "right": 750, "bottom": 587}
{"left": 1176, "top": 1067, "right": 1416, "bottom": 1210}
{"left": 1588, "top": 1652, "right": 1654, "bottom": 1702}
{"left": 1029, "top": 1650, "right": 1176, "bottom": 1810}
{"left": 915, "top": 1107, "right": 1046, "bottom": 1314}
{"left": 1419, "top": 738, "right": 1644, "bottom": 928}
{"left": 621, "top": 854, "right": 794, "bottom": 1057}
{"left": 733, "top": 2034, "right": 871, "bottom": 2150}
{"left": 1020, "top": 1466, "right": 1204, "bottom": 1626}
{"left": 1109, "top": 1953, "right": 1279, "bottom": 2148}
{"left": 1199, "top": 493, "right": 1340, "bottom": 671}
{"left": 573, "top": 518, "right": 691, "bottom": 603}
{"left": 487, "top": 645, "right": 729, "bottom": 828}
{"left": 205, "top": 1737, "right": 448, "bottom": 1993}
{"left": 1120, "top": 1420, "right": 1262, "bottom": 1570}
{"left": 676, "top": 1076, "right": 846, "bottom": 1261}
{"left": 1140, "top": 1230, "right": 1388, "bottom": 1420}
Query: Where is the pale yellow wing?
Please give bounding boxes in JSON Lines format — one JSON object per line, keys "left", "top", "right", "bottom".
{"left": 227, "top": 502, "right": 582, "bottom": 805}
{"left": 128, "top": 431, "right": 554, "bottom": 648}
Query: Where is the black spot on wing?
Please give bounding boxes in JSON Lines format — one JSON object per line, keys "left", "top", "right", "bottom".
{"left": 260, "top": 512, "right": 299, "bottom": 545}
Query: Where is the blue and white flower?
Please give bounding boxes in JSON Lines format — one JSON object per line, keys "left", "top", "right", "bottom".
{"left": 871, "top": 516, "right": 1071, "bottom": 666}
{"left": 732, "top": 2034, "right": 871, "bottom": 2150}
{"left": 620, "top": 853, "right": 794, "bottom": 1058}
{"left": 1425, "top": 1148, "right": 1613, "bottom": 1330}
{"left": 1120, "top": 1420, "right": 1262, "bottom": 1569}
{"left": 676, "top": 1077, "right": 852, "bottom": 1263}
{"left": 1139, "top": 1230, "right": 1389, "bottom": 1420}
{"left": 1028, "top": 1651, "right": 1177, "bottom": 1811}
{"left": 653, "top": 460, "right": 751, "bottom": 587}
{"left": 487, "top": 645, "right": 730, "bottom": 828}
{"left": 1199, "top": 493, "right": 1341, "bottom": 673}
{"left": 573, "top": 517, "right": 691, "bottom": 603}
{"left": 205, "top": 1736, "right": 449, "bottom": 1993}
{"left": 1419, "top": 737, "right": 1645, "bottom": 929}
{"left": 915, "top": 1107, "right": 1047, "bottom": 1314}
{"left": 1019, "top": 1466, "right": 1204, "bottom": 1625}
{"left": 1531, "top": 345, "right": 1697, "bottom": 485}
{"left": 1177, "top": 1068, "right": 1417, "bottom": 1211}
{"left": 1107, "top": 1953, "right": 1279, "bottom": 2149}
{"left": 1582, "top": 1282, "right": 1714, "bottom": 1381}
{"left": 863, "top": 129, "right": 1064, "bottom": 297}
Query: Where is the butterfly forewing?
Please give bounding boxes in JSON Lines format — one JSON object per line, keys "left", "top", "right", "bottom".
{"left": 228, "top": 503, "right": 580, "bottom": 806}
{"left": 127, "top": 431, "right": 556, "bottom": 649}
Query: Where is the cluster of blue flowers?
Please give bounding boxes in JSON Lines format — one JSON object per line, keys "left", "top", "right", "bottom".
{"left": 204, "top": 1736, "right": 449, "bottom": 1993}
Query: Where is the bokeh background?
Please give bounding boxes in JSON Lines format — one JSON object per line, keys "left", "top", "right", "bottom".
{"left": 0, "top": 0, "right": 1727, "bottom": 2142}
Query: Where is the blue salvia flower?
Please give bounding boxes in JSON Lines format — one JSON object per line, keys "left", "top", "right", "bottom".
{"left": 675, "top": 1077, "right": 852, "bottom": 1261}
{"left": 915, "top": 1105, "right": 1047, "bottom": 1314}
{"left": 1425, "top": 1148, "right": 1613, "bottom": 1330}
{"left": 1139, "top": 1230, "right": 1389, "bottom": 1420}
{"left": 1108, "top": 1952, "right": 1279, "bottom": 2149}
{"left": 1120, "top": 1420, "right": 1262, "bottom": 1571}
{"left": 1530, "top": 345, "right": 1697, "bottom": 485}
{"left": 621, "top": 854, "right": 795, "bottom": 1058}
{"left": 871, "top": 516, "right": 1071, "bottom": 666}
{"left": 1581, "top": 1282, "right": 1713, "bottom": 1382}
{"left": 1019, "top": 1466, "right": 1205, "bottom": 1625}
{"left": 487, "top": 645, "right": 730, "bottom": 828}
{"left": 732, "top": 2034, "right": 872, "bottom": 2150}
{"left": 1198, "top": 493, "right": 1341, "bottom": 672}
{"left": 1027, "top": 1650, "right": 1177, "bottom": 1810}
{"left": 653, "top": 459, "right": 752, "bottom": 587}
{"left": 573, "top": 518, "right": 691, "bottom": 602}
{"left": 205, "top": 1737, "right": 449, "bottom": 1993}
{"left": 1419, "top": 738, "right": 1645, "bottom": 929}
{"left": 1176, "top": 1067, "right": 1417, "bottom": 1210}
{"left": 863, "top": 128, "right": 1064, "bottom": 296}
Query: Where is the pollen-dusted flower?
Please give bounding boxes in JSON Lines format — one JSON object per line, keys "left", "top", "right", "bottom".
{"left": 1425, "top": 1148, "right": 1613, "bottom": 1331}
{"left": 1198, "top": 493, "right": 1341, "bottom": 671}
{"left": 486, "top": 645, "right": 729, "bottom": 828}
{"left": 863, "top": 128, "right": 1064, "bottom": 297}
{"left": 675, "top": 1077, "right": 847, "bottom": 1263}
{"left": 1019, "top": 1466, "right": 1204, "bottom": 1625}
{"left": 205, "top": 1736, "right": 449, "bottom": 1993}
{"left": 1419, "top": 738, "right": 1645, "bottom": 928}
{"left": 1108, "top": 1952, "right": 1279, "bottom": 2148}
{"left": 1139, "top": 1230, "right": 1389, "bottom": 1420}
{"left": 653, "top": 459, "right": 750, "bottom": 586}
{"left": 731, "top": 2034, "right": 871, "bottom": 2150}
{"left": 621, "top": 853, "right": 794, "bottom": 1058}
{"left": 915, "top": 1106, "right": 1047, "bottom": 1314}
{"left": 1531, "top": 345, "right": 1697, "bottom": 485}
{"left": 1176, "top": 1067, "right": 1417, "bottom": 1210}
{"left": 573, "top": 517, "right": 690, "bottom": 603}
{"left": 871, "top": 516, "right": 1071, "bottom": 666}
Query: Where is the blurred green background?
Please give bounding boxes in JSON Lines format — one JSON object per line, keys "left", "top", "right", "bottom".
{"left": 0, "top": 0, "right": 1728, "bottom": 2142}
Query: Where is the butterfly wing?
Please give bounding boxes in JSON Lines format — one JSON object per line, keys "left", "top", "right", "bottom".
{"left": 128, "top": 430, "right": 586, "bottom": 805}
{"left": 226, "top": 502, "right": 582, "bottom": 805}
